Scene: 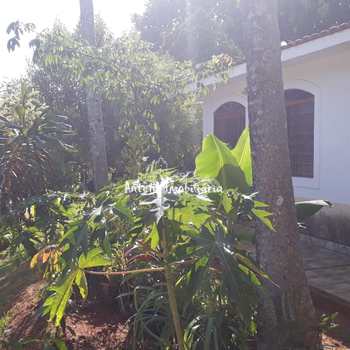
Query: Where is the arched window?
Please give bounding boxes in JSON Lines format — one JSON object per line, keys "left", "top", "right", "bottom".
{"left": 285, "top": 89, "right": 315, "bottom": 178}
{"left": 214, "top": 102, "right": 246, "bottom": 148}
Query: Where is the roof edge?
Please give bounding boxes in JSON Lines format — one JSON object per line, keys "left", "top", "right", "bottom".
{"left": 200, "top": 22, "right": 350, "bottom": 88}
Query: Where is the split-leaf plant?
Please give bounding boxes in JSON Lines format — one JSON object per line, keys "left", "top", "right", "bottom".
{"left": 18, "top": 131, "right": 329, "bottom": 349}
{"left": 27, "top": 166, "right": 270, "bottom": 349}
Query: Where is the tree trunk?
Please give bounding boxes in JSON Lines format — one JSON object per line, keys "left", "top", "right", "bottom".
{"left": 240, "top": 1, "right": 319, "bottom": 349}
{"left": 79, "top": 0, "right": 108, "bottom": 191}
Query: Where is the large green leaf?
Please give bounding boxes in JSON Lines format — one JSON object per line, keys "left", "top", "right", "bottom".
{"left": 43, "top": 268, "right": 78, "bottom": 326}
{"left": 231, "top": 128, "right": 252, "bottom": 187}
{"left": 150, "top": 223, "right": 160, "bottom": 250}
{"left": 195, "top": 135, "right": 249, "bottom": 192}
{"left": 43, "top": 268, "right": 88, "bottom": 326}
{"left": 75, "top": 269, "right": 88, "bottom": 300}
{"left": 252, "top": 208, "right": 275, "bottom": 231}
{"left": 78, "top": 248, "right": 112, "bottom": 269}
{"left": 173, "top": 193, "right": 211, "bottom": 228}
{"left": 43, "top": 249, "right": 111, "bottom": 326}
{"left": 295, "top": 200, "right": 332, "bottom": 222}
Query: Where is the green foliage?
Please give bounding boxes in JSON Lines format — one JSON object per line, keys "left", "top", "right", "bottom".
{"left": 0, "top": 312, "right": 10, "bottom": 338}
{"left": 0, "top": 131, "right": 330, "bottom": 348}
{"left": 125, "top": 172, "right": 267, "bottom": 348}
{"left": 0, "top": 12, "right": 334, "bottom": 349}
{"left": 30, "top": 24, "right": 203, "bottom": 179}
{"left": 133, "top": 0, "right": 241, "bottom": 63}
{"left": 195, "top": 133, "right": 249, "bottom": 192}
{"left": 134, "top": 0, "right": 350, "bottom": 62}
{"left": 5, "top": 20, "right": 235, "bottom": 190}
{"left": 195, "top": 130, "right": 260, "bottom": 231}
{"left": 231, "top": 129, "right": 252, "bottom": 186}
{"left": 0, "top": 335, "right": 68, "bottom": 350}
{"left": 279, "top": 0, "right": 350, "bottom": 42}
{"left": 16, "top": 167, "right": 266, "bottom": 348}
{"left": 2, "top": 129, "right": 327, "bottom": 348}
{"left": 197, "top": 131, "right": 331, "bottom": 224}
{"left": 196, "top": 135, "right": 249, "bottom": 192}
{"left": 43, "top": 248, "right": 111, "bottom": 326}
{"left": 0, "top": 80, "right": 74, "bottom": 212}
{"left": 43, "top": 267, "right": 81, "bottom": 326}
{"left": 6, "top": 21, "right": 36, "bottom": 52}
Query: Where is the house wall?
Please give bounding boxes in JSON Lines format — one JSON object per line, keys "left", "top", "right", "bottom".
{"left": 202, "top": 43, "right": 350, "bottom": 243}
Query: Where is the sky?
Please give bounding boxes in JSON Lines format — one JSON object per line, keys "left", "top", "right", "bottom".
{"left": 0, "top": 0, "right": 146, "bottom": 80}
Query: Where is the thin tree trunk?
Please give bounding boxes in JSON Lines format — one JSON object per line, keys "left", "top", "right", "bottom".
{"left": 240, "top": 1, "right": 319, "bottom": 349}
{"left": 79, "top": 0, "right": 108, "bottom": 191}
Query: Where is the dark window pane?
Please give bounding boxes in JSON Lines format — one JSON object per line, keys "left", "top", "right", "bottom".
{"left": 285, "top": 89, "right": 315, "bottom": 178}
{"left": 214, "top": 102, "right": 246, "bottom": 148}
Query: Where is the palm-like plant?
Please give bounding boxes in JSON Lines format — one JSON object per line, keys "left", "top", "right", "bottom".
{"left": 0, "top": 81, "right": 73, "bottom": 212}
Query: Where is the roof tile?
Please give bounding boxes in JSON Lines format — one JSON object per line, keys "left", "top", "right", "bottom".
{"left": 283, "top": 22, "right": 350, "bottom": 49}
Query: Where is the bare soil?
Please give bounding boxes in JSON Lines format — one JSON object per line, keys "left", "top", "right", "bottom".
{"left": 2, "top": 281, "right": 129, "bottom": 349}
{"left": 64, "top": 303, "right": 129, "bottom": 350}
{"left": 1, "top": 271, "right": 350, "bottom": 349}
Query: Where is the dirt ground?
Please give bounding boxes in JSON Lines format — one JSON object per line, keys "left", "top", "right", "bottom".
{"left": 64, "top": 303, "right": 129, "bottom": 350}
{"left": 1, "top": 268, "right": 350, "bottom": 349}
{"left": 2, "top": 280, "right": 130, "bottom": 350}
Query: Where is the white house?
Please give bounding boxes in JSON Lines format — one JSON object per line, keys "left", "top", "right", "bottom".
{"left": 201, "top": 23, "right": 350, "bottom": 244}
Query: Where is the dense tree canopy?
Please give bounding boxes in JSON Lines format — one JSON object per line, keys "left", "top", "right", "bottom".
{"left": 133, "top": 0, "right": 241, "bottom": 62}
{"left": 280, "top": 0, "right": 350, "bottom": 41}
{"left": 1, "top": 16, "right": 233, "bottom": 208}
{"left": 0, "top": 80, "right": 73, "bottom": 212}
{"left": 134, "top": 0, "right": 350, "bottom": 62}
{"left": 29, "top": 22, "right": 202, "bottom": 184}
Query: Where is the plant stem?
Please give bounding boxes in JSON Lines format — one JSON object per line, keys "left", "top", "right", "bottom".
{"left": 84, "top": 259, "right": 196, "bottom": 277}
{"left": 164, "top": 264, "right": 186, "bottom": 350}
{"left": 160, "top": 221, "right": 186, "bottom": 350}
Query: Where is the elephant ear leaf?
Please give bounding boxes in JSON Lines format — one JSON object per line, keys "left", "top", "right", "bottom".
{"left": 195, "top": 134, "right": 249, "bottom": 192}
{"left": 231, "top": 128, "right": 253, "bottom": 187}
{"left": 295, "top": 200, "right": 332, "bottom": 222}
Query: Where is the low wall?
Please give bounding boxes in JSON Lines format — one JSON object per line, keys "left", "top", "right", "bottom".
{"left": 304, "top": 203, "right": 350, "bottom": 247}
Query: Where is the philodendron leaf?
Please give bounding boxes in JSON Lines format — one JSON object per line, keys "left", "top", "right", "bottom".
{"left": 150, "top": 223, "right": 160, "bottom": 250}
{"left": 43, "top": 268, "right": 78, "bottom": 326}
{"left": 295, "top": 200, "right": 332, "bottom": 222}
{"left": 43, "top": 249, "right": 111, "bottom": 326}
{"left": 195, "top": 134, "right": 249, "bottom": 192}
{"left": 252, "top": 208, "right": 275, "bottom": 231}
{"left": 78, "top": 248, "right": 112, "bottom": 269}
{"left": 75, "top": 269, "right": 88, "bottom": 300}
{"left": 231, "top": 128, "right": 252, "bottom": 187}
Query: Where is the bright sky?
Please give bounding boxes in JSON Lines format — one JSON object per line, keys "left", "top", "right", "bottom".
{"left": 0, "top": 0, "right": 146, "bottom": 80}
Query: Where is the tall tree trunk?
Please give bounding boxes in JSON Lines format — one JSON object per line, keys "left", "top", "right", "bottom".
{"left": 79, "top": 0, "right": 108, "bottom": 191}
{"left": 240, "top": 1, "right": 319, "bottom": 349}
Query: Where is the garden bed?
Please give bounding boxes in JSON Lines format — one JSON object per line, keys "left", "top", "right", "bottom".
{"left": 1, "top": 274, "right": 350, "bottom": 350}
